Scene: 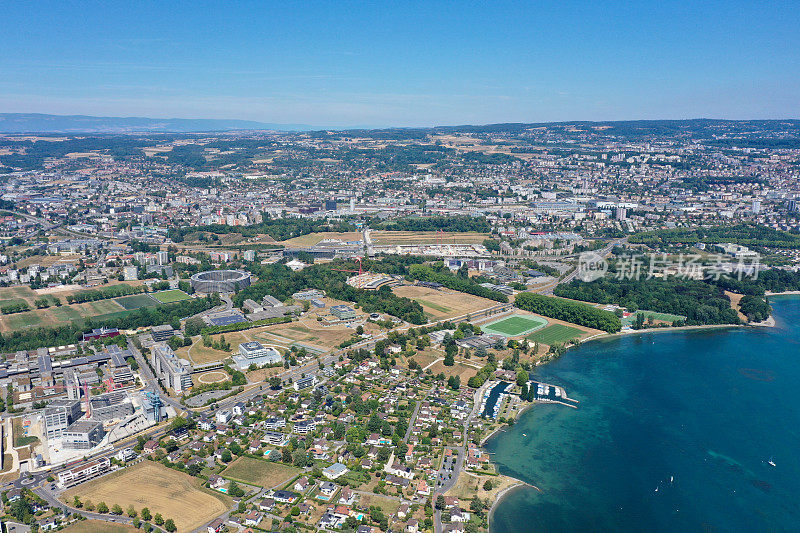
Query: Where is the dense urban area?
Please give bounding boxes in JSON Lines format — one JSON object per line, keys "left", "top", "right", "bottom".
{"left": 0, "top": 118, "right": 799, "bottom": 533}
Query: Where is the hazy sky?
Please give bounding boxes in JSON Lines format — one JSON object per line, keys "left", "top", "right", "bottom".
{"left": 1, "top": 1, "right": 798, "bottom": 128}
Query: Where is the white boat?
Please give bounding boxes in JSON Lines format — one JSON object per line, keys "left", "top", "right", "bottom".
{"left": 768, "top": 458, "right": 776, "bottom": 467}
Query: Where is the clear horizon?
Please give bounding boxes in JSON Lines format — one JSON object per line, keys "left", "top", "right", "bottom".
{"left": 1, "top": 1, "right": 798, "bottom": 128}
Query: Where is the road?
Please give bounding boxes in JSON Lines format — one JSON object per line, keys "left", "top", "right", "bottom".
{"left": 539, "top": 237, "right": 627, "bottom": 294}
{"left": 433, "top": 381, "right": 490, "bottom": 533}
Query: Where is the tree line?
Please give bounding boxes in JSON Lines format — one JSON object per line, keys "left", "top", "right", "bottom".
{"left": 515, "top": 292, "right": 622, "bottom": 333}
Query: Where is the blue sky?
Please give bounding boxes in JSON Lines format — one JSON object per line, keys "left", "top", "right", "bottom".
{"left": 1, "top": 1, "right": 798, "bottom": 127}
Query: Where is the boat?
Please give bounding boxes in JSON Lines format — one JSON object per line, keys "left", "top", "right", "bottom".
{"left": 768, "top": 458, "right": 776, "bottom": 467}
{"left": 670, "top": 476, "right": 674, "bottom": 483}
{"left": 655, "top": 487, "right": 659, "bottom": 492}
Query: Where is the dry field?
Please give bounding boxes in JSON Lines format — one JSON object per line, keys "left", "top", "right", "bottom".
{"left": 371, "top": 230, "right": 488, "bottom": 245}
{"left": 62, "top": 521, "right": 137, "bottom": 533}
{"left": 427, "top": 360, "right": 481, "bottom": 382}
{"left": 279, "top": 231, "right": 363, "bottom": 247}
{"left": 221, "top": 456, "right": 301, "bottom": 488}
{"left": 725, "top": 290, "right": 749, "bottom": 322}
{"left": 393, "top": 285, "right": 496, "bottom": 320}
{"left": 63, "top": 461, "right": 231, "bottom": 532}
{"left": 446, "top": 471, "right": 522, "bottom": 503}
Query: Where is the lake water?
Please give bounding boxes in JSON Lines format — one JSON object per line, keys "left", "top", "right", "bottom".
{"left": 486, "top": 296, "right": 800, "bottom": 532}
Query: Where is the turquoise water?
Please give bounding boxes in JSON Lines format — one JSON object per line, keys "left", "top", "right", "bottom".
{"left": 486, "top": 296, "right": 800, "bottom": 532}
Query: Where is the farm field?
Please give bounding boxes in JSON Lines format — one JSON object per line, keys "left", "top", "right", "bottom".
{"left": 152, "top": 289, "right": 192, "bottom": 304}
{"left": 527, "top": 324, "right": 584, "bottom": 345}
{"left": 115, "top": 294, "right": 158, "bottom": 310}
{"left": 221, "top": 456, "right": 302, "bottom": 488}
{"left": 393, "top": 285, "right": 496, "bottom": 320}
{"left": 371, "top": 230, "right": 489, "bottom": 245}
{"left": 481, "top": 314, "right": 547, "bottom": 337}
{"left": 62, "top": 521, "right": 137, "bottom": 533}
{"left": 63, "top": 461, "right": 230, "bottom": 533}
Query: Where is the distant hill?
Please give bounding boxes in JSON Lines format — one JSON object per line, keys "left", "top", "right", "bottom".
{"left": 0, "top": 113, "right": 312, "bottom": 133}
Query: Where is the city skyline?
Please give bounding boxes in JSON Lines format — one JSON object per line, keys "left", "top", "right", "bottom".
{"left": 1, "top": 1, "right": 799, "bottom": 128}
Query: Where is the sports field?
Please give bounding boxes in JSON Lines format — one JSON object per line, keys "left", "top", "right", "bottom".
{"left": 622, "top": 310, "right": 686, "bottom": 327}
{"left": 527, "top": 324, "right": 584, "bottom": 345}
{"left": 63, "top": 461, "right": 230, "bottom": 532}
{"left": 482, "top": 314, "right": 547, "bottom": 337}
{"left": 221, "top": 456, "right": 301, "bottom": 488}
{"left": 152, "top": 289, "right": 192, "bottom": 304}
{"left": 115, "top": 294, "right": 158, "bottom": 310}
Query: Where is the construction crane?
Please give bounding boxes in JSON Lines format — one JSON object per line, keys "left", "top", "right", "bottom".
{"left": 144, "top": 391, "right": 164, "bottom": 422}
{"left": 330, "top": 257, "right": 364, "bottom": 276}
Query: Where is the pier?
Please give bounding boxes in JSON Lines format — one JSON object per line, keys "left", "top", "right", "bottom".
{"left": 528, "top": 380, "right": 579, "bottom": 408}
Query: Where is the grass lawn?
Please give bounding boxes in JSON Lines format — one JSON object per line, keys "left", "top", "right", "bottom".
{"left": 482, "top": 314, "right": 547, "bottom": 337}
{"left": 62, "top": 520, "right": 137, "bottom": 533}
{"left": 63, "top": 461, "right": 230, "bottom": 533}
{"left": 0, "top": 298, "right": 29, "bottom": 307}
{"left": 527, "top": 324, "right": 584, "bottom": 345}
{"left": 91, "top": 310, "right": 134, "bottom": 322}
{"left": 622, "top": 310, "right": 686, "bottom": 327}
{"left": 416, "top": 299, "right": 452, "bottom": 313}
{"left": 48, "top": 305, "right": 84, "bottom": 322}
{"left": 81, "top": 299, "right": 125, "bottom": 315}
{"left": 115, "top": 294, "right": 158, "bottom": 310}
{"left": 152, "top": 289, "right": 192, "bottom": 304}
{"left": 4, "top": 311, "right": 43, "bottom": 330}
{"left": 221, "top": 456, "right": 302, "bottom": 488}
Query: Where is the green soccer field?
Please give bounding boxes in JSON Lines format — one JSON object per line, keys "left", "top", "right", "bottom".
{"left": 621, "top": 310, "right": 686, "bottom": 327}
{"left": 115, "top": 294, "right": 159, "bottom": 310}
{"left": 152, "top": 289, "right": 192, "bottom": 304}
{"left": 482, "top": 314, "right": 548, "bottom": 336}
{"left": 527, "top": 324, "right": 584, "bottom": 345}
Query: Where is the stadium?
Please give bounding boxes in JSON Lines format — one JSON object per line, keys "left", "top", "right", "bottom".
{"left": 190, "top": 269, "right": 251, "bottom": 294}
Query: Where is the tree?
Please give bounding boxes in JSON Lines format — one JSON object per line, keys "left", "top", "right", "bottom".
{"left": 435, "top": 494, "right": 446, "bottom": 510}
{"left": 221, "top": 449, "right": 232, "bottom": 463}
{"left": 73, "top": 495, "right": 82, "bottom": 508}
{"left": 447, "top": 375, "right": 460, "bottom": 390}
{"left": 228, "top": 481, "right": 245, "bottom": 497}
{"left": 483, "top": 479, "right": 493, "bottom": 490}
{"left": 269, "top": 376, "right": 282, "bottom": 389}
{"left": 154, "top": 513, "right": 164, "bottom": 525}
{"left": 141, "top": 507, "right": 152, "bottom": 521}
{"left": 127, "top": 505, "right": 137, "bottom": 517}
{"left": 443, "top": 351, "right": 455, "bottom": 367}
{"left": 97, "top": 501, "right": 109, "bottom": 514}
{"left": 112, "top": 503, "right": 123, "bottom": 515}
{"left": 164, "top": 518, "right": 177, "bottom": 532}
{"left": 516, "top": 369, "right": 529, "bottom": 387}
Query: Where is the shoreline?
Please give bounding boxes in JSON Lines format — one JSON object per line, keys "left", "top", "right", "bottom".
{"left": 488, "top": 479, "right": 534, "bottom": 526}
{"left": 480, "top": 298, "right": 800, "bottom": 524}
